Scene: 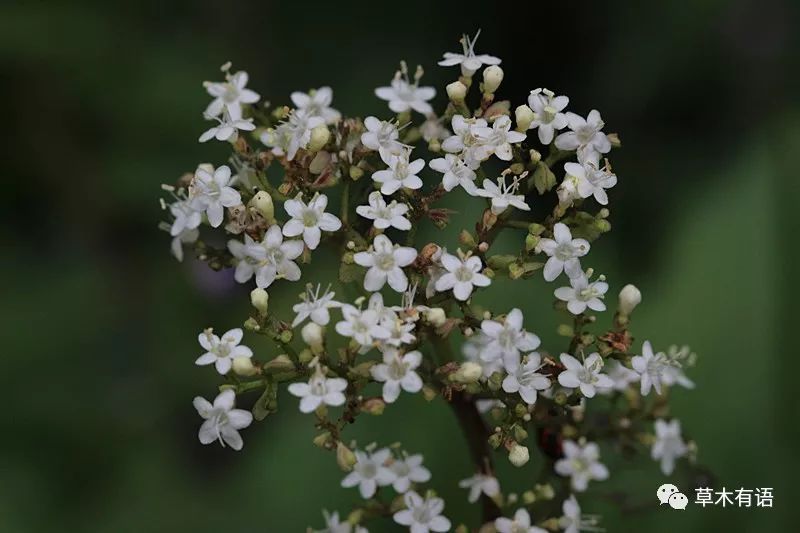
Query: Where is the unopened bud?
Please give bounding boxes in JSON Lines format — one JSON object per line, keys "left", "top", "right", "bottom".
{"left": 446, "top": 81, "right": 467, "bottom": 103}
{"left": 361, "top": 397, "right": 386, "bottom": 415}
{"left": 250, "top": 288, "right": 269, "bottom": 314}
{"left": 424, "top": 307, "right": 447, "bottom": 327}
{"left": 515, "top": 104, "right": 535, "bottom": 131}
{"left": 452, "top": 362, "right": 483, "bottom": 384}
{"left": 263, "top": 354, "right": 295, "bottom": 373}
{"left": 307, "top": 125, "right": 330, "bottom": 152}
{"left": 508, "top": 443, "right": 530, "bottom": 467}
{"left": 618, "top": 284, "right": 642, "bottom": 315}
{"left": 249, "top": 191, "right": 275, "bottom": 221}
{"left": 301, "top": 322, "right": 324, "bottom": 353}
{"left": 232, "top": 356, "right": 257, "bottom": 377}
{"left": 482, "top": 65, "right": 504, "bottom": 94}
{"left": 336, "top": 441, "right": 357, "bottom": 471}
{"left": 313, "top": 431, "right": 332, "bottom": 448}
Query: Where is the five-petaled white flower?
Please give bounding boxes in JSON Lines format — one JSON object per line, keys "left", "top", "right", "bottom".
{"left": 390, "top": 453, "right": 431, "bottom": 493}
{"left": 651, "top": 419, "right": 688, "bottom": 475}
{"left": 288, "top": 368, "right": 348, "bottom": 413}
{"left": 193, "top": 389, "right": 252, "bottom": 450}
{"left": 195, "top": 327, "right": 253, "bottom": 375}
{"left": 292, "top": 283, "right": 341, "bottom": 327}
{"left": 473, "top": 115, "right": 527, "bottom": 161}
{"left": 354, "top": 234, "right": 417, "bottom": 293}
{"left": 557, "top": 353, "right": 614, "bottom": 398}
{"left": 480, "top": 308, "right": 541, "bottom": 372}
{"left": 282, "top": 192, "right": 342, "bottom": 249}
{"left": 555, "top": 110, "right": 611, "bottom": 164}
{"left": 599, "top": 359, "right": 640, "bottom": 393}
{"left": 435, "top": 250, "right": 491, "bottom": 301}
{"left": 458, "top": 473, "right": 500, "bottom": 503}
{"left": 438, "top": 29, "right": 501, "bottom": 77}
{"left": 538, "top": 223, "right": 590, "bottom": 282}
{"left": 564, "top": 161, "right": 618, "bottom": 206}
{"left": 203, "top": 68, "right": 260, "bottom": 120}
{"left": 199, "top": 110, "right": 255, "bottom": 143}
{"left": 558, "top": 495, "right": 600, "bottom": 533}
{"left": 476, "top": 174, "right": 531, "bottom": 215}
{"left": 266, "top": 109, "right": 327, "bottom": 161}
{"left": 360, "top": 116, "right": 404, "bottom": 158}
{"left": 190, "top": 164, "right": 241, "bottom": 228}
{"left": 228, "top": 225, "right": 304, "bottom": 288}
{"left": 502, "top": 353, "right": 551, "bottom": 405}
{"left": 393, "top": 491, "right": 451, "bottom": 533}
{"left": 555, "top": 440, "right": 609, "bottom": 492}
{"left": 341, "top": 448, "right": 396, "bottom": 499}
{"left": 291, "top": 86, "right": 341, "bottom": 124}
{"left": 335, "top": 304, "right": 391, "bottom": 348}
{"left": 429, "top": 154, "right": 478, "bottom": 194}
{"left": 631, "top": 340, "right": 670, "bottom": 396}
{"left": 527, "top": 88, "right": 569, "bottom": 145}
{"left": 314, "top": 510, "right": 368, "bottom": 533}
{"left": 356, "top": 191, "right": 412, "bottom": 231}
{"left": 371, "top": 150, "right": 425, "bottom": 195}
{"left": 370, "top": 349, "right": 423, "bottom": 403}
{"left": 495, "top": 508, "right": 547, "bottom": 533}
{"left": 375, "top": 71, "right": 436, "bottom": 115}
{"left": 554, "top": 273, "right": 608, "bottom": 315}
{"left": 169, "top": 199, "right": 202, "bottom": 237}
{"left": 442, "top": 115, "right": 488, "bottom": 168}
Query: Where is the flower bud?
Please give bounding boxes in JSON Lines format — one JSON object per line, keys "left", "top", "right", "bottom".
{"left": 361, "top": 397, "right": 386, "bottom": 415}
{"left": 618, "top": 284, "right": 642, "bottom": 315}
{"left": 452, "top": 362, "right": 483, "bottom": 384}
{"left": 482, "top": 65, "right": 504, "bottom": 94}
{"left": 446, "top": 81, "right": 467, "bottom": 103}
{"left": 515, "top": 104, "right": 535, "bottom": 131}
{"left": 263, "top": 354, "right": 295, "bottom": 373}
{"left": 336, "top": 441, "right": 357, "bottom": 471}
{"left": 250, "top": 288, "right": 269, "bottom": 314}
{"left": 301, "top": 322, "right": 324, "bottom": 353}
{"left": 307, "top": 125, "right": 330, "bottom": 152}
{"left": 424, "top": 307, "right": 447, "bottom": 327}
{"left": 249, "top": 191, "right": 275, "bottom": 221}
{"left": 508, "top": 443, "right": 529, "bottom": 467}
{"left": 232, "top": 356, "right": 257, "bottom": 377}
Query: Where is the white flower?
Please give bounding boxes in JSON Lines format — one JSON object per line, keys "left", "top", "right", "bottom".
{"left": 356, "top": 191, "right": 412, "bottom": 231}
{"left": 502, "top": 353, "right": 551, "bottom": 404}
{"left": 480, "top": 308, "right": 541, "bottom": 371}
{"left": 537, "top": 223, "right": 590, "bottom": 281}
{"left": 495, "top": 508, "right": 547, "bottom": 533}
{"left": 473, "top": 115, "right": 527, "bottom": 161}
{"left": 314, "top": 510, "right": 368, "bottom": 533}
{"left": 599, "top": 360, "right": 640, "bottom": 393}
{"left": 631, "top": 341, "right": 670, "bottom": 396}
{"left": 393, "top": 491, "right": 451, "bottom": 533}
{"left": 227, "top": 225, "right": 304, "bottom": 288}
{"left": 292, "top": 283, "right": 341, "bottom": 327}
{"left": 554, "top": 273, "right": 608, "bottom": 315}
{"left": 199, "top": 110, "right": 255, "bottom": 143}
{"left": 463, "top": 336, "right": 504, "bottom": 378}
{"left": 262, "top": 109, "right": 326, "bottom": 160}
{"left": 193, "top": 389, "right": 252, "bottom": 450}
{"left": 195, "top": 328, "right": 253, "bottom": 375}
{"left": 651, "top": 419, "right": 688, "bottom": 475}
{"left": 382, "top": 318, "right": 417, "bottom": 348}
{"left": 341, "top": 448, "right": 396, "bottom": 498}
{"left": 375, "top": 71, "right": 436, "bottom": 115}
{"left": 370, "top": 349, "right": 423, "bottom": 403}
{"left": 282, "top": 192, "right": 342, "bottom": 249}
{"left": 169, "top": 199, "right": 202, "bottom": 237}
{"left": 438, "top": 29, "right": 501, "bottom": 77}
{"left": 190, "top": 164, "right": 241, "bottom": 228}
{"left": 291, "top": 86, "right": 341, "bottom": 124}
{"left": 557, "top": 353, "right": 613, "bottom": 398}
{"left": 429, "top": 154, "right": 478, "bottom": 194}
{"left": 555, "top": 110, "right": 611, "bottom": 164}
{"left": 360, "top": 116, "right": 404, "bottom": 158}
{"left": 203, "top": 68, "right": 260, "bottom": 120}
{"left": 390, "top": 453, "right": 431, "bottom": 493}
{"left": 170, "top": 225, "right": 199, "bottom": 262}
{"left": 564, "top": 161, "right": 617, "bottom": 205}
{"left": 661, "top": 364, "right": 695, "bottom": 390}
{"left": 354, "top": 234, "right": 417, "bottom": 293}
{"left": 371, "top": 150, "right": 425, "bottom": 195}
{"left": 476, "top": 174, "right": 531, "bottom": 215}
{"left": 335, "top": 304, "right": 391, "bottom": 348}
{"left": 526, "top": 88, "right": 569, "bottom": 145}
{"left": 555, "top": 440, "right": 609, "bottom": 492}
{"left": 287, "top": 368, "right": 348, "bottom": 413}
{"left": 558, "top": 495, "right": 601, "bottom": 533}
{"left": 421, "top": 116, "right": 449, "bottom": 142}
{"left": 458, "top": 473, "right": 500, "bottom": 503}
{"left": 442, "top": 115, "right": 488, "bottom": 168}
{"left": 434, "top": 251, "right": 491, "bottom": 301}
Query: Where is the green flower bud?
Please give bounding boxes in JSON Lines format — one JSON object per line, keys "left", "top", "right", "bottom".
{"left": 250, "top": 288, "right": 269, "bottom": 314}
{"left": 232, "top": 357, "right": 258, "bottom": 377}
{"left": 451, "top": 362, "right": 483, "bottom": 384}
{"left": 349, "top": 166, "right": 364, "bottom": 180}
{"left": 301, "top": 322, "right": 324, "bottom": 354}
{"left": 264, "top": 354, "right": 295, "bottom": 373}
{"left": 446, "top": 80, "right": 467, "bottom": 103}
{"left": 336, "top": 441, "right": 357, "bottom": 471}
{"left": 618, "top": 284, "right": 642, "bottom": 315}
{"left": 513, "top": 425, "right": 528, "bottom": 442}
{"left": 482, "top": 65, "right": 504, "bottom": 94}
{"left": 307, "top": 125, "right": 330, "bottom": 152}
{"left": 361, "top": 397, "right": 386, "bottom": 415}
{"left": 243, "top": 317, "right": 260, "bottom": 331}
{"left": 424, "top": 307, "right": 447, "bottom": 327}
{"left": 249, "top": 191, "right": 275, "bottom": 221}
{"left": 313, "top": 431, "right": 332, "bottom": 448}
{"left": 508, "top": 443, "right": 529, "bottom": 467}
{"left": 488, "top": 433, "right": 503, "bottom": 449}
{"left": 515, "top": 104, "right": 535, "bottom": 131}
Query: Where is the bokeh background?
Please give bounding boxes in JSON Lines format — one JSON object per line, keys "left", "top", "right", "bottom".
{"left": 2, "top": 0, "right": 798, "bottom": 531}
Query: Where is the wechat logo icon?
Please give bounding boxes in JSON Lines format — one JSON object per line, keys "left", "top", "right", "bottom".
{"left": 657, "top": 483, "right": 688, "bottom": 510}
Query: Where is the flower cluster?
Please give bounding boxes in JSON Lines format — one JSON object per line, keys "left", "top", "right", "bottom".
{"left": 161, "top": 31, "right": 700, "bottom": 532}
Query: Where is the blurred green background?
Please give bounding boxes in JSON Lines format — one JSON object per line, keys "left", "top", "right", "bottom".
{"left": 2, "top": 0, "right": 798, "bottom": 531}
